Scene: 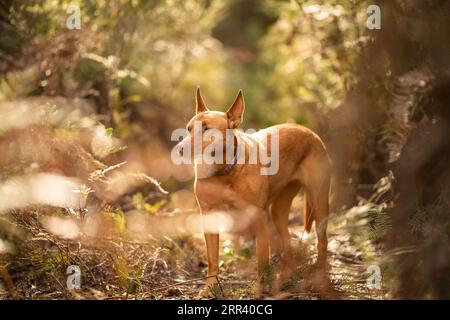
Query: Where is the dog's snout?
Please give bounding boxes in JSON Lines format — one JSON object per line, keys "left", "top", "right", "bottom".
{"left": 176, "top": 143, "right": 184, "bottom": 156}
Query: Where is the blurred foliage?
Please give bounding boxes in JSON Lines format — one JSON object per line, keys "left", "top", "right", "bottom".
{"left": 252, "top": 1, "right": 369, "bottom": 126}
{"left": 0, "top": 0, "right": 376, "bottom": 134}
{"left": 1, "top": 0, "right": 450, "bottom": 299}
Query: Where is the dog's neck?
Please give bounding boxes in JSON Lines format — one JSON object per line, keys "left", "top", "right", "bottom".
{"left": 213, "top": 137, "right": 241, "bottom": 176}
{"left": 195, "top": 130, "right": 245, "bottom": 179}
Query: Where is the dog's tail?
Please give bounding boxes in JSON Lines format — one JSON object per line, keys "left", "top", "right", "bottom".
{"left": 304, "top": 194, "right": 314, "bottom": 233}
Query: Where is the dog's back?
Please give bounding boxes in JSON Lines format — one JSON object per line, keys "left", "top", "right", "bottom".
{"left": 250, "top": 123, "right": 330, "bottom": 203}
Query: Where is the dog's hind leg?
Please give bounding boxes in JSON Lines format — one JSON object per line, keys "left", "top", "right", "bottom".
{"left": 313, "top": 189, "right": 330, "bottom": 268}
{"left": 297, "top": 147, "right": 331, "bottom": 269}
{"left": 271, "top": 181, "right": 301, "bottom": 276}
{"left": 305, "top": 169, "right": 330, "bottom": 268}
{"left": 254, "top": 208, "right": 271, "bottom": 294}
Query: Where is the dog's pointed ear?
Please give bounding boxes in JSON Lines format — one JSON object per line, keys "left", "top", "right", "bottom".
{"left": 195, "top": 87, "right": 208, "bottom": 114}
{"left": 226, "top": 90, "right": 245, "bottom": 128}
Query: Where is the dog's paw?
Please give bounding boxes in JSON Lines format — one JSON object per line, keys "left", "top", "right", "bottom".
{"left": 280, "top": 263, "right": 296, "bottom": 280}
{"left": 197, "top": 287, "right": 214, "bottom": 299}
{"left": 255, "top": 281, "right": 272, "bottom": 298}
{"left": 197, "top": 283, "right": 223, "bottom": 299}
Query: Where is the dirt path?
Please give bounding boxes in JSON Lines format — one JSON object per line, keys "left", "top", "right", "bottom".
{"left": 156, "top": 221, "right": 386, "bottom": 300}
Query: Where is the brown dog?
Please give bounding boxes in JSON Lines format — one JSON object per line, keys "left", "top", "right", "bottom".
{"left": 175, "top": 88, "right": 331, "bottom": 296}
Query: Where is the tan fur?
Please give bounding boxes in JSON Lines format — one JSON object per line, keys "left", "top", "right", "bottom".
{"left": 179, "top": 89, "right": 331, "bottom": 296}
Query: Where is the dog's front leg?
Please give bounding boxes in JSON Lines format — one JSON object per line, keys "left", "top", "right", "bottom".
{"left": 204, "top": 232, "right": 220, "bottom": 282}
{"left": 198, "top": 232, "right": 220, "bottom": 297}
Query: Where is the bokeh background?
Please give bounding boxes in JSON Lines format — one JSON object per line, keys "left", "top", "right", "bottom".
{"left": 1, "top": 0, "right": 450, "bottom": 299}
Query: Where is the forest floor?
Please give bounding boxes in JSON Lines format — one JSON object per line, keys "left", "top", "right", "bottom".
{"left": 1, "top": 203, "right": 387, "bottom": 300}
{"left": 155, "top": 224, "right": 386, "bottom": 300}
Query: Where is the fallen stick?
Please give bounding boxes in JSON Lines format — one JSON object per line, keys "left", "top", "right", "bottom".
{"left": 0, "top": 257, "right": 19, "bottom": 299}
{"left": 149, "top": 274, "right": 225, "bottom": 297}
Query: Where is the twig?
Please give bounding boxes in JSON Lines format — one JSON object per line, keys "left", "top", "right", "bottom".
{"left": 148, "top": 275, "right": 222, "bottom": 293}
{"left": 0, "top": 257, "right": 19, "bottom": 299}
{"left": 215, "top": 275, "right": 225, "bottom": 297}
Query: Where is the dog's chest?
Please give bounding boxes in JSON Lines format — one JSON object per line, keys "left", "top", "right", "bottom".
{"left": 195, "top": 174, "right": 268, "bottom": 211}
